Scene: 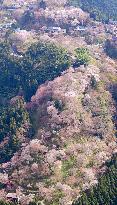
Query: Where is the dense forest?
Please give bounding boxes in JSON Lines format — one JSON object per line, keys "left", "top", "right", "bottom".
{"left": 0, "top": 42, "right": 70, "bottom": 102}
{"left": 0, "top": 41, "right": 70, "bottom": 162}
{"left": 105, "top": 39, "right": 117, "bottom": 59}
{"left": 0, "top": 97, "right": 32, "bottom": 163}
{"left": 68, "top": 0, "right": 117, "bottom": 22}
{"left": 73, "top": 154, "right": 117, "bottom": 205}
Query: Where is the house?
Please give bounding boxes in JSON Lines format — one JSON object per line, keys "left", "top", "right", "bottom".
{"left": 75, "top": 25, "right": 86, "bottom": 32}
{"left": 6, "top": 193, "right": 20, "bottom": 203}
{"left": 72, "top": 25, "right": 87, "bottom": 36}
{"left": 50, "top": 27, "right": 61, "bottom": 33}
{"left": 47, "top": 27, "right": 66, "bottom": 35}
{"left": 0, "top": 23, "right": 12, "bottom": 29}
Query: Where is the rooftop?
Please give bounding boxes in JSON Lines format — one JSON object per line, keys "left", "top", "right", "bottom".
{"left": 6, "top": 193, "right": 18, "bottom": 199}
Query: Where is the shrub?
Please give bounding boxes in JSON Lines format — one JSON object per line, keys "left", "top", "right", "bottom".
{"left": 74, "top": 48, "right": 90, "bottom": 67}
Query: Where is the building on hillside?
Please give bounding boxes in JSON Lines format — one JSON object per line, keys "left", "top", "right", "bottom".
{"left": 47, "top": 27, "right": 66, "bottom": 35}
{"left": 6, "top": 193, "right": 20, "bottom": 204}
{"left": 0, "top": 22, "right": 13, "bottom": 30}
{"left": 72, "top": 25, "right": 87, "bottom": 36}
{"left": 75, "top": 25, "right": 87, "bottom": 32}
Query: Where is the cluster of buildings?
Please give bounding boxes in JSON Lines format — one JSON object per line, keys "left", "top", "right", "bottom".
{"left": 39, "top": 25, "right": 87, "bottom": 36}
{"left": 1, "top": 0, "right": 37, "bottom": 10}
{"left": 0, "top": 0, "right": 117, "bottom": 47}
{"left": 0, "top": 22, "right": 13, "bottom": 30}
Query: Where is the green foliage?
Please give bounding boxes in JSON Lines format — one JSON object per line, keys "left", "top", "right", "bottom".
{"left": 0, "top": 182, "right": 6, "bottom": 189}
{"left": 38, "top": 0, "right": 47, "bottom": 9}
{"left": 53, "top": 190, "right": 64, "bottom": 204}
{"left": 68, "top": 0, "right": 117, "bottom": 22}
{"left": 54, "top": 99, "right": 64, "bottom": 112}
{"left": 22, "top": 42, "right": 70, "bottom": 100}
{"left": 0, "top": 41, "right": 70, "bottom": 163}
{"left": 90, "top": 76, "right": 98, "bottom": 89}
{"left": 73, "top": 154, "right": 117, "bottom": 205}
{"left": 0, "top": 42, "right": 22, "bottom": 100}
{"left": 0, "top": 97, "right": 30, "bottom": 163}
{"left": 62, "top": 156, "right": 76, "bottom": 178}
{"left": 105, "top": 39, "right": 117, "bottom": 59}
{"left": 28, "top": 202, "right": 37, "bottom": 205}
{"left": 0, "top": 41, "right": 70, "bottom": 101}
{"left": 20, "top": 10, "right": 35, "bottom": 28}
{"left": 75, "top": 48, "right": 90, "bottom": 66}
{"left": 0, "top": 201, "right": 14, "bottom": 205}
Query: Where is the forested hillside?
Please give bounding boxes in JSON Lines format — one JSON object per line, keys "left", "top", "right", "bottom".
{"left": 73, "top": 154, "right": 117, "bottom": 205}
{"left": 0, "top": 42, "right": 70, "bottom": 101}
{"left": 0, "top": 39, "right": 117, "bottom": 205}
{"left": 105, "top": 39, "right": 117, "bottom": 59}
{"left": 68, "top": 0, "right": 117, "bottom": 22}
{"left": 0, "top": 41, "right": 70, "bottom": 163}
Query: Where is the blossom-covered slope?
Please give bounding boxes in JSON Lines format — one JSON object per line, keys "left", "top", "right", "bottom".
{"left": 0, "top": 63, "right": 117, "bottom": 205}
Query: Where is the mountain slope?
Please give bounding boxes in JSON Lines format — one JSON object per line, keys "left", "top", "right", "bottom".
{"left": 0, "top": 65, "right": 117, "bottom": 204}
